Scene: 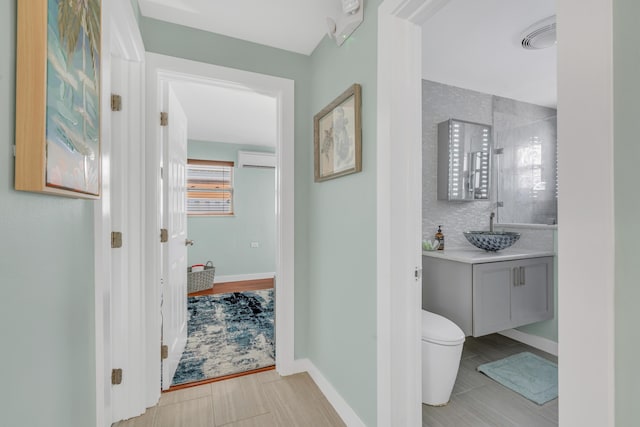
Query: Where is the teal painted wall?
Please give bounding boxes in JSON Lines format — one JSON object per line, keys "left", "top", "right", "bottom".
{"left": 0, "top": 2, "right": 96, "bottom": 425}
{"left": 307, "top": 3, "right": 379, "bottom": 426}
{"left": 140, "top": 16, "right": 312, "bottom": 357}
{"left": 613, "top": 0, "right": 640, "bottom": 423}
{"left": 187, "top": 141, "right": 276, "bottom": 277}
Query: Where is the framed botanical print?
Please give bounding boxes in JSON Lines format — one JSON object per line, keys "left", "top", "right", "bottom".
{"left": 314, "top": 83, "right": 362, "bottom": 182}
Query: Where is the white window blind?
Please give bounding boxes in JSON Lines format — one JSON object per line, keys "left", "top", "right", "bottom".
{"left": 187, "top": 159, "right": 234, "bottom": 216}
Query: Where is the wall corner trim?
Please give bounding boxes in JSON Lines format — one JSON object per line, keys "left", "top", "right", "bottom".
{"left": 288, "top": 358, "right": 366, "bottom": 427}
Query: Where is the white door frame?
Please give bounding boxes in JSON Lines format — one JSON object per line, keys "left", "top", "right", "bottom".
{"left": 376, "top": 1, "right": 450, "bottom": 425}
{"left": 94, "top": 0, "right": 145, "bottom": 425}
{"left": 377, "top": 0, "right": 616, "bottom": 426}
{"left": 144, "top": 53, "right": 296, "bottom": 405}
{"left": 556, "top": 0, "right": 614, "bottom": 424}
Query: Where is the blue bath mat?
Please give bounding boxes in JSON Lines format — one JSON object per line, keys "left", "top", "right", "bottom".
{"left": 477, "top": 352, "right": 558, "bottom": 405}
{"left": 171, "top": 289, "right": 274, "bottom": 386}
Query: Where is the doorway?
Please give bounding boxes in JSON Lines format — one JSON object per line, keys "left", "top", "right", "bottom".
{"left": 167, "top": 84, "right": 279, "bottom": 388}
{"left": 377, "top": 0, "right": 615, "bottom": 425}
{"left": 144, "top": 52, "right": 296, "bottom": 405}
{"left": 420, "top": 0, "right": 558, "bottom": 423}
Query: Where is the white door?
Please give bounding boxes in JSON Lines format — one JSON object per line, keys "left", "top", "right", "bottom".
{"left": 110, "top": 54, "right": 146, "bottom": 421}
{"left": 110, "top": 55, "right": 130, "bottom": 418}
{"left": 161, "top": 87, "right": 189, "bottom": 390}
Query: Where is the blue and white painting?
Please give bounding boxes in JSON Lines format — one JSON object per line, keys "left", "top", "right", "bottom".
{"left": 46, "top": 0, "right": 101, "bottom": 195}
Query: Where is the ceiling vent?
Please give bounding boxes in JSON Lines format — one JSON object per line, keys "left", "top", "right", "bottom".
{"left": 521, "top": 16, "right": 556, "bottom": 50}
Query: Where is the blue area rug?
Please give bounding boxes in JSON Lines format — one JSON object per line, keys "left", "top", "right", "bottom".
{"left": 171, "top": 289, "right": 274, "bottom": 386}
{"left": 477, "top": 352, "right": 558, "bottom": 405}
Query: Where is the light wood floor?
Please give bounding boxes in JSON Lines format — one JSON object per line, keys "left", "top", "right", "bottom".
{"left": 423, "top": 333, "right": 559, "bottom": 427}
{"left": 114, "top": 371, "right": 345, "bottom": 427}
{"left": 189, "top": 278, "right": 274, "bottom": 297}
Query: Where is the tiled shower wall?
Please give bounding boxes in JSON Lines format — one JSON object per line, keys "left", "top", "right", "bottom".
{"left": 422, "top": 80, "right": 556, "bottom": 250}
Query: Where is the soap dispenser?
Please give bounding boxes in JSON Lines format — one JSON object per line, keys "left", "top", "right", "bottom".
{"left": 435, "top": 226, "right": 445, "bottom": 251}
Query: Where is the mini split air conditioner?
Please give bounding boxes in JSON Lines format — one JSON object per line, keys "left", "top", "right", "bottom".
{"left": 237, "top": 150, "right": 276, "bottom": 169}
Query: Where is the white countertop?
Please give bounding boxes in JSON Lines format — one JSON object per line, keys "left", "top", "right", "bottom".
{"left": 422, "top": 247, "right": 555, "bottom": 264}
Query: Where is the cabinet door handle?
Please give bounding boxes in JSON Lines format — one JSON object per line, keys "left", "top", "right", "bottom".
{"left": 520, "top": 266, "right": 525, "bottom": 285}
{"left": 513, "top": 267, "right": 519, "bottom": 286}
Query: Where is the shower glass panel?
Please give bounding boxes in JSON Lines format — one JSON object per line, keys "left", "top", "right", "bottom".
{"left": 496, "top": 115, "right": 557, "bottom": 225}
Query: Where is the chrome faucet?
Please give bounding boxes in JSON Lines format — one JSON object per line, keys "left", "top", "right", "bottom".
{"left": 490, "top": 212, "right": 495, "bottom": 232}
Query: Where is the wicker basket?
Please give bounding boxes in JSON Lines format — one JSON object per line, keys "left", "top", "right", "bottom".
{"left": 187, "top": 261, "right": 215, "bottom": 294}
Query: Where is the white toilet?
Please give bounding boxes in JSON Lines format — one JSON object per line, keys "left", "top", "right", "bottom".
{"left": 421, "top": 310, "right": 465, "bottom": 406}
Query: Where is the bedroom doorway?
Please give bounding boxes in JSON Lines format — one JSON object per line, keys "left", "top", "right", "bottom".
{"left": 145, "top": 52, "right": 296, "bottom": 402}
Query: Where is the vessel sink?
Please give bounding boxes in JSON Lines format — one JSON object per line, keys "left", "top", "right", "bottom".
{"left": 463, "top": 231, "right": 521, "bottom": 252}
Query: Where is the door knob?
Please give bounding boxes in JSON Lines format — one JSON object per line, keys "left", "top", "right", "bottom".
{"left": 185, "top": 239, "right": 194, "bottom": 246}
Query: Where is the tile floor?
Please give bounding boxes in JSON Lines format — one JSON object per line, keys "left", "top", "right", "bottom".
{"left": 422, "top": 333, "right": 559, "bottom": 427}
{"left": 114, "top": 370, "right": 345, "bottom": 427}
{"left": 116, "top": 333, "right": 558, "bottom": 427}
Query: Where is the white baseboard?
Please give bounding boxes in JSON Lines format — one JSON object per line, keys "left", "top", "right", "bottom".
{"left": 213, "top": 272, "right": 275, "bottom": 284}
{"left": 285, "top": 359, "right": 365, "bottom": 427}
{"left": 499, "top": 329, "right": 558, "bottom": 356}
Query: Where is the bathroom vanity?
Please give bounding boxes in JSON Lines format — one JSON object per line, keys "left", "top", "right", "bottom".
{"left": 422, "top": 249, "right": 554, "bottom": 337}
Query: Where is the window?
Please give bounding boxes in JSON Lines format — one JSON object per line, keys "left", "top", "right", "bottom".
{"left": 186, "top": 159, "right": 234, "bottom": 216}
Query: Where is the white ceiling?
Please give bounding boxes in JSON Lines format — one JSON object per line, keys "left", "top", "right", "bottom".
{"left": 139, "top": 1, "right": 337, "bottom": 147}
{"left": 138, "top": 0, "right": 341, "bottom": 55}
{"left": 422, "top": 0, "right": 557, "bottom": 108}
{"left": 170, "top": 82, "right": 277, "bottom": 147}
{"left": 143, "top": 0, "right": 556, "bottom": 145}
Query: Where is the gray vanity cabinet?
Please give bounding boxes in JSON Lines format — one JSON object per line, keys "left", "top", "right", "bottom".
{"left": 473, "top": 257, "right": 554, "bottom": 336}
{"left": 423, "top": 255, "right": 554, "bottom": 337}
{"left": 471, "top": 261, "right": 512, "bottom": 336}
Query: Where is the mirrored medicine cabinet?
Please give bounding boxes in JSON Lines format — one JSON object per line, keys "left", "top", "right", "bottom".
{"left": 437, "top": 119, "right": 492, "bottom": 201}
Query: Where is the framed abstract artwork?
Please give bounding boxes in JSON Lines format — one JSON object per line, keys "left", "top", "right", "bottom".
{"left": 314, "top": 83, "right": 362, "bottom": 182}
{"left": 15, "top": 0, "right": 102, "bottom": 198}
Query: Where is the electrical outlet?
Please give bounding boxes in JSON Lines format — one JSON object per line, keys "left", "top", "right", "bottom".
{"left": 250, "top": 242, "right": 259, "bottom": 248}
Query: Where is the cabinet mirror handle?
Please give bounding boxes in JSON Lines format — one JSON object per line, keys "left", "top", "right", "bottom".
{"left": 520, "top": 266, "right": 525, "bottom": 285}
{"left": 513, "top": 267, "right": 519, "bottom": 286}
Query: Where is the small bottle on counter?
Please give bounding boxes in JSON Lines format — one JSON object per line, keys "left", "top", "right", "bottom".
{"left": 435, "top": 225, "right": 445, "bottom": 250}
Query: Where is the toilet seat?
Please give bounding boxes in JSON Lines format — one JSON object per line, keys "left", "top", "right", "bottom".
{"left": 422, "top": 310, "right": 465, "bottom": 346}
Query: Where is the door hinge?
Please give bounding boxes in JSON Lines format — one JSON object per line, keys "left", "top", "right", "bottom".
{"left": 160, "top": 112, "right": 168, "bottom": 126}
{"left": 111, "top": 231, "right": 123, "bottom": 249}
{"left": 111, "top": 94, "right": 122, "bottom": 112}
{"left": 161, "top": 345, "right": 169, "bottom": 360}
{"left": 160, "top": 228, "right": 168, "bottom": 243}
{"left": 111, "top": 368, "right": 123, "bottom": 385}
{"left": 414, "top": 267, "right": 422, "bottom": 281}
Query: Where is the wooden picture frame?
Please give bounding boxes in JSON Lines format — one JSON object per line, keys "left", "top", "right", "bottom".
{"left": 15, "top": 0, "right": 102, "bottom": 198}
{"left": 314, "top": 83, "right": 362, "bottom": 182}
